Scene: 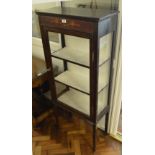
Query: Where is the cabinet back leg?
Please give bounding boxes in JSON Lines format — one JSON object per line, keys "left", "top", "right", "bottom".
{"left": 92, "top": 124, "right": 97, "bottom": 152}
{"left": 105, "top": 112, "right": 109, "bottom": 133}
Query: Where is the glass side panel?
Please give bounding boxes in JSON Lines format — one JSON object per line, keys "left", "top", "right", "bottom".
{"left": 97, "top": 86, "right": 109, "bottom": 115}
{"left": 99, "top": 33, "right": 112, "bottom": 65}
{"left": 97, "top": 33, "right": 112, "bottom": 115}
{"left": 98, "top": 60, "right": 110, "bottom": 92}
{"left": 98, "top": 115, "right": 106, "bottom": 130}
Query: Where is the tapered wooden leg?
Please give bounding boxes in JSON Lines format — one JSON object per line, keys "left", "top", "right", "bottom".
{"left": 53, "top": 103, "right": 59, "bottom": 129}
{"left": 92, "top": 124, "right": 97, "bottom": 152}
{"left": 52, "top": 105, "right": 60, "bottom": 141}
{"left": 55, "top": 113, "right": 59, "bottom": 128}
{"left": 105, "top": 112, "right": 109, "bottom": 133}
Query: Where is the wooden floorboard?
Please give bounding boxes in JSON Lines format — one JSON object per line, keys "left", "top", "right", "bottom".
{"left": 32, "top": 99, "right": 121, "bottom": 155}
{"left": 32, "top": 116, "right": 121, "bottom": 155}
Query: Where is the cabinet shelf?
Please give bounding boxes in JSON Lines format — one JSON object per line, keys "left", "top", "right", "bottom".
{"left": 54, "top": 67, "right": 109, "bottom": 95}
{"left": 51, "top": 47, "right": 89, "bottom": 68}
{"left": 51, "top": 47, "right": 110, "bottom": 68}
{"left": 58, "top": 88, "right": 108, "bottom": 116}
{"left": 55, "top": 70, "right": 89, "bottom": 94}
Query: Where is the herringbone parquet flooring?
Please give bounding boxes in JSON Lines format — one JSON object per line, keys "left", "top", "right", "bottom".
{"left": 32, "top": 109, "right": 121, "bottom": 155}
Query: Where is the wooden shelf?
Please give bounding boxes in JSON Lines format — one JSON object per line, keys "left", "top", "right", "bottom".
{"left": 54, "top": 62, "right": 110, "bottom": 94}
{"left": 51, "top": 46, "right": 110, "bottom": 68}
{"left": 52, "top": 47, "right": 89, "bottom": 67}
{"left": 55, "top": 70, "right": 89, "bottom": 94}
{"left": 58, "top": 88, "right": 108, "bottom": 116}
{"left": 58, "top": 89, "right": 90, "bottom": 115}
{"left": 44, "top": 82, "right": 67, "bottom": 99}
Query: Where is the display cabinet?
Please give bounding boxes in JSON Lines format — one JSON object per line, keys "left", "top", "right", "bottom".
{"left": 36, "top": 7, "right": 118, "bottom": 151}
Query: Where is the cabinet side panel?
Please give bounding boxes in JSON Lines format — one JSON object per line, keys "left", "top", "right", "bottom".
{"left": 98, "top": 16, "right": 117, "bottom": 37}
{"left": 99, "top": 33, "right": 112, "bottom": 65}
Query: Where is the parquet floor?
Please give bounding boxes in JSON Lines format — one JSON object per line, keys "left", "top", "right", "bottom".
{"left": 32, "top": 109, "right": 121, "bottom": 155}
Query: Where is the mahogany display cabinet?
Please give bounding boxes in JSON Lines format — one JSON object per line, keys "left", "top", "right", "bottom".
{"left": 36, "top": 7, "right": 118, "bottom": 151}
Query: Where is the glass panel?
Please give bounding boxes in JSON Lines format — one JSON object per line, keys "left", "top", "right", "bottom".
{"left": 57, "top": 87, "right": 90, "bottom": 116}
{"left": 98, "top": 60, "right": 110, "bottom": 92}
{"left": 97, "top": 86, "right": 109, "bottom": 115}
{"left": 47, "top": 32, "right": 62, "bottom": 53}
{"left": 49, "top": 33, "right": 90, "bottom": 94}
{"left": 55, "top": 63, "right": 90, "bottom": 94}
{"left": 49, "top": 34, "right": 90, "bottom": 116}
{"left": 99, "top": 33, "right": 112, "bottom": 65}
{"left": 98, "top": 115, "right": 106, "bottom": 130}
{"left": 32, "top": 10, "right": 41, "bottom": 38}
{"left": 48, "top": 32, "right": 59, "bottom": 43}
{"left": 53, "top": 60, "right": 91, "bottom": 116}
{"left": 51, "top": 35, "right": 90, "bottom": 67}
{"left": 97, "top": 33, "right": 112, "bottom": 115}
{"left": 32, "top": 10, "right": 59, "bottom": 43}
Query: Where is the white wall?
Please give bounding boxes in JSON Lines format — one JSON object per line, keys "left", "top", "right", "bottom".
{"left": 32, "top": 1, "right": 59, "bottom": 11}
{"left": 32, "top": 1, "right": 60, "bottom": 58}
{"left": 32, "top": 0, "right": 68, "bottom": 4}
{"left": 63, "top": 0, "right": 112, "bottom": 8}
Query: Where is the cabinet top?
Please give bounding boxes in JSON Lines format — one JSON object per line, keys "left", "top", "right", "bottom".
{"left": 36, "top": 7, "right": 118, "bottom": 22}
